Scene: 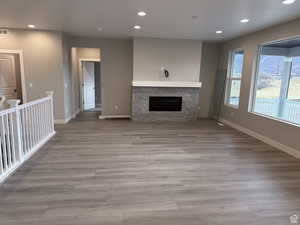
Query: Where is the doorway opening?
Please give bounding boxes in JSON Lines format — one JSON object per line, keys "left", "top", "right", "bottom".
{"left": 81, "top": 60, "right": 101, "bottom": 112}
{"left": 0, "top": 50, "right": 26, "bottom": 107}
{"left": 71, "top": 47, "right": 101, "bottom": 120}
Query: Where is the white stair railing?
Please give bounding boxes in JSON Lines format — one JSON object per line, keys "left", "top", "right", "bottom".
{"left": 0, "top": 92, "right": 55, "bottom": 183}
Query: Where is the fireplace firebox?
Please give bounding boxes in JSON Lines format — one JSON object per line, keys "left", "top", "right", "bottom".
{"left": 149, "top": 96, "right": 182, "bottom": 112}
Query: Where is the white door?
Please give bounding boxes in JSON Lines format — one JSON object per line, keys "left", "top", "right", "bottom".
{"left": 82, "top": 61, "right": 95, "bottom": 110}
{"left": 0, "top": 54, "right": 17, "bottom": 100}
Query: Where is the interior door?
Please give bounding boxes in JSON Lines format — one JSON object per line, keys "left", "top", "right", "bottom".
{"left": 0, "top": 54, "right": 17, "bottom": 100}
{"left": 82, "top": 61, "right": 95, "bottom": 110}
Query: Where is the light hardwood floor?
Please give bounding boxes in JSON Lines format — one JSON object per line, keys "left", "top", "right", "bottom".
{"left": 0, "top": 117, "right": 300, "bottom": 225}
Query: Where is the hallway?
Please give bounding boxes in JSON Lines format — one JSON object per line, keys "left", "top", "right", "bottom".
{"left": 0, "top": 119, "right": 300, "bottom": 225}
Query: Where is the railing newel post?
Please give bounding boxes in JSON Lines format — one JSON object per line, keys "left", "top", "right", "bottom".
{"left": 45, "top": 91, "right": 54, "bottom": 133}
{"left": 7, "top": 99, "right": 23, "bottom": 162}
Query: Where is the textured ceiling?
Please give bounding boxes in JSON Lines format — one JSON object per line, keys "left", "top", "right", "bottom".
{"left": 1, "top": 0, "right": 300, "bottom": 41}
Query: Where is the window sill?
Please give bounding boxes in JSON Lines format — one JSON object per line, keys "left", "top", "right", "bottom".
{"left": 224, "top": 104, "right": 239, "bottom": 110}
{"left": 249, "top": 111, "right": 300, "bottom": 128}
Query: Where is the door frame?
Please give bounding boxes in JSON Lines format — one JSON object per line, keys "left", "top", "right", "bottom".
{"left": 0, "top": 49, "right": 27, "bottom": 103}
{"left": 78, "top": 58, "right": 101, "bottom": 112}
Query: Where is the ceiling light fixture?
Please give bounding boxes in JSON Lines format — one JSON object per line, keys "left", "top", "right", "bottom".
{"left": 240, "top": 18, "right": 250, "bottom": 23}
{"left": 216, "top": 30, "right": 223, "bottom": 34}
{"left": 27, "top": 24, "right": 35, "bottom": 28}
{"left": 282, "top": 0, "right": 296, "bottom": 4}
{"left": 134, "top": 25, "right": 141, "bottom": 30}
{"left": 137, "top": 11, "right": 147, "bottom": 16}
{"left": 97, "top": 27, "right": 103, "bottom": 31}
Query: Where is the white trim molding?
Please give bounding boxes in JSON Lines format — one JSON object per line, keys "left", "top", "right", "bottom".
{"left": 73, "top": 108, "right": 81, "bottom": 118}
{"left": 99, "top": 115, "right": 131, "bottom": 120}
{"left": 132, "top": 81, "right": 202, "bottom": 88}
{"left": 55, "top": 109, "right": 80, "bottom": 124}
{"left": 79, "top": 58, "right": 100, "bottom": 62}
{"left": 54, "top": 119, "right": 68, "bottom": 125}
{"left": 219, "top": 118, "right": 300, "bottom": 159}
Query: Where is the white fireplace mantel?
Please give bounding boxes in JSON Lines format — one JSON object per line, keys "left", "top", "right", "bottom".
{"left": 132, "top": 81, "right": 202, "bottom": 88}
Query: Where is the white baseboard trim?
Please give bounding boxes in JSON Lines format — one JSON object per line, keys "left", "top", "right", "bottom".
{"left": 0, "top": 132, "right": 56, "bottom": 184}
{"left": 65, "top": 117, "right": 72, "bottom": 123}
{"left": 99, "top": 115, "right": 131, "bottom": 120}
{"left": 54, "top": 119, "right": 67, "bottom": 124}
{"left": 73, "top": 109, "right": 81, "bottom": 118}
{"left": 219, "top": 118, "right": 300, "bottom": 159}
{"left": 55, "top": 109, "right": 80, "bottom": 124}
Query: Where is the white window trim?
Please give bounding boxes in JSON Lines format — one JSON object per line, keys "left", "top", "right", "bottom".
{"left": 250, "top": 44, "right": 300, "bottom": 127}
{"left": 224, "top": 49, "right": 244, "bottom": 109}
{"left": 249, "top": 111, "right": 300, "bottom": 128}
{"left": 248, "top": 46, "right": 262, "bottom": 112}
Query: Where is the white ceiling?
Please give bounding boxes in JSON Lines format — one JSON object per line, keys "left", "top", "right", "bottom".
{"left": 1, "top": 0, "right": 300, "bottom": 41}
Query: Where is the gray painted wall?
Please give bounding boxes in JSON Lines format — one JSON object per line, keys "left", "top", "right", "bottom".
{"left": 217, "top": 18, "right": 300, "bottom": 151}
{"left": 71, "top": 47, "right": 79, "bottom": 116}
{"left": 0, "top": 29, "right": 66, "bottom": 120}
{"left": 62, "top": 33, "right": 73, "bottom": 120}
{"left": 198, "top": 43, "right": 221, "bottom": 118}
{"left": 69, "top": 37, "right": 133, "bottom": 117}
{"left": 77, "top": 48, "right": 101, "bottom": 59}
{"left": 133, "top": 38, "right": 202, "bottom": 82}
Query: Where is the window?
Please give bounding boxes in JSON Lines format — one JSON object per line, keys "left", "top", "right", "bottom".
{"left": 251, "top": 39, "right": 300, "bottom": 126}
{"left": 225, "top": 50, "right": 245, "bottom": 107}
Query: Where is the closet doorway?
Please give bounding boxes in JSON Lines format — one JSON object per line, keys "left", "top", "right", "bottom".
{"left": 80, "top": 59, "right": 101, "bottom": 112}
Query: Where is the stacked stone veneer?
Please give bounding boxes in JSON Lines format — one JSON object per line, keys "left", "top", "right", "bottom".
{"left": 132, "top": 87, "right": 200, "bottom": 121}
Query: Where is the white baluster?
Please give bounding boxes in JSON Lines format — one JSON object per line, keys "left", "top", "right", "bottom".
{"left": 32, "top": 105, "right": 37, "bottom": 145}
{"left": 0, "top": 129, "right": 3, "bottom": 174}
{"left": 1, "top": 116, "right": 7, "bottom": 171}
{"left": 9, "top": 113, "right": 16, "bottom": 164}
{"left": 21, "top": 109, "right": 27, "bottom": 153}
{"left": 4, "top": 115, "right": 11, "bottom": 166}
{"left": 30, "top": 107, "right": 33, "bottom": 150}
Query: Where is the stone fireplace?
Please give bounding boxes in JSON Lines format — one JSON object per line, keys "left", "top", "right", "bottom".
{"left": 132, "top": 81, "right": 202, "bottom": 121}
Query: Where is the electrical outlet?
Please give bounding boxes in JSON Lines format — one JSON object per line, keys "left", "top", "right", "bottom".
{"left": 0, "top": 29, "right": 8, "bottom": 35}
{"left": 114, "top": 105, "right": 119, "bottom": 110}
{"left": 29, "top": 82, "right": 33, "bottom": 88}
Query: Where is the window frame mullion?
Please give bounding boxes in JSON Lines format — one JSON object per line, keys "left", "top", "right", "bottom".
{"left": 224, "top": 49, "right": 244, "bottom": 107}
{"left": 278, "top": 56, "right": 292, "bottom": 118}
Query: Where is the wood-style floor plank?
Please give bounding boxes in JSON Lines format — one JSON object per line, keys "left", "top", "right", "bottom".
{"left": 0, "top": 115, "right": 300, "bottom": 225}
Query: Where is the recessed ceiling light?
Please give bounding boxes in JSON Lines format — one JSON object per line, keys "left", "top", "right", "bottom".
{"left": 97, "top": 27, "right": 103, "bottom": 31}
{"left": 134, "top": 25, "right": 141, "bottom": 30}
{"left": 282, "top": 0, "right": 296, "bottom": 4}
{"left": 216, "top": 30, "right": 223, "bottom": 34}
{"left": 27, "top": 24, "right": 35, "bottom": 28}
{"left": 137, "top": 11, "right": 147, "bottom": 16}
{"left": 240, "top": 18, "right": 250, "bottom": 23}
